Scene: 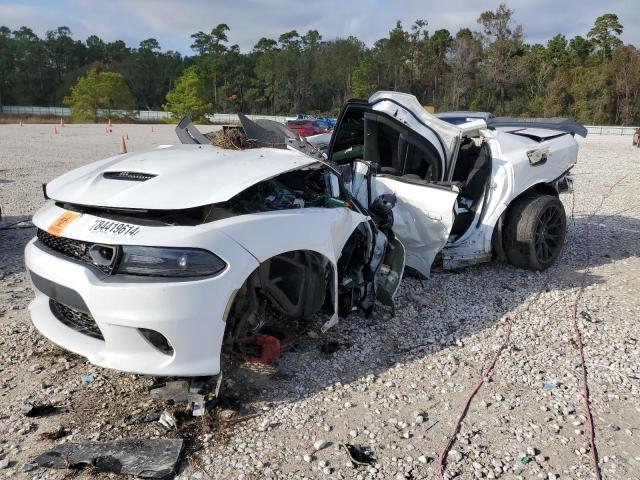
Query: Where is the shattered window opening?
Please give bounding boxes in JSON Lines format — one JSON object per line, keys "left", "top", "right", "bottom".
{"left": 331, "top": 106, "right": 443, "bottom": 183}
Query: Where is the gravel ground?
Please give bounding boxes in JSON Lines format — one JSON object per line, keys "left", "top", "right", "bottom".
{"left": 0, "top": 124, "right": 638, "bottom": 480}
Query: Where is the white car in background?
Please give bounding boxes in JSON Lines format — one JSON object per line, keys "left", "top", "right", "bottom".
{"left": 25, "top": 91, "right": 585, "bottom": 389}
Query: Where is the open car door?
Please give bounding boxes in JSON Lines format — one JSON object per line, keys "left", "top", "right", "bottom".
{"left": 329, "top": 93, "right": 461, "bottom": 277}
{"left": 346, "top": 161, "right": 458, "bottom": 278}
{"left": 371, "top": 177, "right": 457, "bottom": 277}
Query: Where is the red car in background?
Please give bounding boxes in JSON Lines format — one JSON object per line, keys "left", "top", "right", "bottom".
{"left": 285, "top": 119, "right": 331, "bottom": 137}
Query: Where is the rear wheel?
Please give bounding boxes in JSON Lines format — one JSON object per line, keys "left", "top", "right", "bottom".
{"left": 503, "top": 194, "right": 566, "bottom": 270}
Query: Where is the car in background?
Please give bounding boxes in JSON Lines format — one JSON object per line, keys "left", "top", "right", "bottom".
{"left": 286, "top": 119, "right": 330, "bottom": 137}
{"left": 284, "top": 114, "right": 317, "bottom": 122}
{"left": 316, "top": 116, "right": 337, "bottom": 128}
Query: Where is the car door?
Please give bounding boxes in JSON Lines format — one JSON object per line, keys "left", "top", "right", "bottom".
{"left": 329, "top": 101, "right": 459, "bottom": 278}
{"left": 370, "top": 176, "right": 458, "bottom": 277}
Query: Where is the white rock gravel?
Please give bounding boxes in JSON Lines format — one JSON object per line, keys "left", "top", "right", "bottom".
{"left": 0, "top": 126, "right": 639, "bottom": 479}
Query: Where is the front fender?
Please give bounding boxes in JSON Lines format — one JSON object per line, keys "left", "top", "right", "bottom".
{"left": 218, "top": 207, "right": 369, "bottom": 263}
{"left": 217, "top": 207, "right": 370, "bottom": 330}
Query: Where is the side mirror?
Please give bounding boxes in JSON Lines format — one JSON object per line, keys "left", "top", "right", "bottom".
{"left": 370, "top": 193, "right": 397, "bottom": 216}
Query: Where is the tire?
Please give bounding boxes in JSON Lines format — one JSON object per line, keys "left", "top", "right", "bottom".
{"left": 503, "top": 194, "right": 566, "bottom": 271}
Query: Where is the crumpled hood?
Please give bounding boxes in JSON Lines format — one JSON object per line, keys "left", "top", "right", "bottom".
{"left": 45, "top": 144, "right": 318, "bottom": 210}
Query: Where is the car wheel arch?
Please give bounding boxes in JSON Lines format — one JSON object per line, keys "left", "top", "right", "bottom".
{"left": 219, "top": 248, "right": 338, "bottom": 359}
{"left": 250, "top": 248, "right": 335, "bottom": 317}
{"left": 491, "top": 181, "right": 561, "bottom": 258}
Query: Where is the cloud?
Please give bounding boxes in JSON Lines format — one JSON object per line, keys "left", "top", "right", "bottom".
{"left": 0, "top": 0, "right": 638, "bottom": 53}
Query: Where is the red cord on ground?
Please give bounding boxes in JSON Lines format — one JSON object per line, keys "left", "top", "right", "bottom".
{"left": 571, "top": 276, "right": 602, "bottom": 480}
{"left": 437, "top": 317, "right": 513, "bottom": 480}
{"left": 436, "top": 176, "right": 630, "bottom": 479}
{"left": 568, "top": 176, "right": 629, "bottom": 480}
{"left": 437, "top": 281, "right": 548, "bottom": 479}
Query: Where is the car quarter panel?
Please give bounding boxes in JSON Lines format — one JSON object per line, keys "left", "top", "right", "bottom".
{"left": 216, "top": 207, "right": 369, "bottom": 263}
{"left": 491, "top": 130, "right": 578, "bottom": 204}
{"left": 444, "top": 131, "right": 578, "bottom": 261}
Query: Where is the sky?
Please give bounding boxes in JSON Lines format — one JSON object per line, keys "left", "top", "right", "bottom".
{"left": 0, "top": 0, "right": 638, "bottom": 54}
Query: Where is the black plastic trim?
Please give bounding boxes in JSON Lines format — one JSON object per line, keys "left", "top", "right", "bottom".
{"left": 29, "top": 269, "right": 90, "bottom": 313}
{"left": 488, "top": 117, "right": 588, "bottom": 138}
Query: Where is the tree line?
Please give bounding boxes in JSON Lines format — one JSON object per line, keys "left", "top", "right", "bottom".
{"left": 1, "top": 5, "right": 639, "bottom": 125}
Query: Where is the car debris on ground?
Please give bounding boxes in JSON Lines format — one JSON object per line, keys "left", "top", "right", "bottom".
{"left": 34, "top": 438, "right": 184, "bottom": 479}
{"left": 21, "top": 401, "right": 56, "bottom": 417}
{"left": 340, "top": 442, "right": 376, "bottom": 467}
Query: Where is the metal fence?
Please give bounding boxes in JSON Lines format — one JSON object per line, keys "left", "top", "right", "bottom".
{"left": 0, "top": 105, "right": 288, "bottom": 123}
{"left": 585, "top": 125, "right": 638, "bottom": 135}
{"left": 1, "top": 105, "right": 72, "bottom": 116}
{"left": 1, "top": 105, "right": 637, "bottom": 133}
{"left": 1, "top": 105, "right": 172, "bottom": 120}
{"left": 206, "top": 113, "right": 288, "bottom": 123}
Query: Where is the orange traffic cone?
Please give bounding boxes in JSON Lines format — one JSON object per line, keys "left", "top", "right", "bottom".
{"left": 119, "top": 135, "right": 127, "bottom": 154}
{"left": 53, "top": 127, "right": 59, "bottom": 135}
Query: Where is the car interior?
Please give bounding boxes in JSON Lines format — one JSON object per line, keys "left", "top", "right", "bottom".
{"left": 330, "top": 104, "right": 492, "bottom": 238}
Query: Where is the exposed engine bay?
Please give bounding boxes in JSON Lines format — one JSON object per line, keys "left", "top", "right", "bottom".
{"left": 174, "top": 115, "right": 405, "bottom": 363}
{"left": 203, "top": 166, "right": 345, "bottom": 222}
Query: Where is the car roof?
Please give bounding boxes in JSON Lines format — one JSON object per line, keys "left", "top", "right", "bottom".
{"left": 287, "top": 120, "right": 314, "bottom": 125}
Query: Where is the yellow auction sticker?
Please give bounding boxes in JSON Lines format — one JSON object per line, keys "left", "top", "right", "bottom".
{"left": 47, "top": 211, "right": 79, "bottom": 237}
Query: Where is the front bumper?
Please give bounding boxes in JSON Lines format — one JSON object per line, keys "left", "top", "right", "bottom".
{"left": 25, "top": 237, "right": 258, "bottom": 376}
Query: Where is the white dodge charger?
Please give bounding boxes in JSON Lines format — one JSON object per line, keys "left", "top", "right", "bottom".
{"left": 25, "top": 91, "right": 585, "bottom": 381}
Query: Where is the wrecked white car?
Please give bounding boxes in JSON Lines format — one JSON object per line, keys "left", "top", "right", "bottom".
{"left": 326, "top": 92, "right": 586, "bottom": 273}
{"left": 25, "top": 91, "right": 585, "bottom": 383}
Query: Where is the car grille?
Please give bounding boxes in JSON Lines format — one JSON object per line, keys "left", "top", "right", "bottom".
{"left": 49, "top": 299, "right": 104, "bottom": 340}
{"left": 36, "top": 229, "right": 117, "bottom": 274}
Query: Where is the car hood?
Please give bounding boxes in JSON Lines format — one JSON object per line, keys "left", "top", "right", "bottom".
{"left": 45, "top": 144, "right": 318, "bottom": 210}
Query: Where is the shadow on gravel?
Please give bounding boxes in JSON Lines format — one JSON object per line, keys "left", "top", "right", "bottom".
{"left": 0, "top": 215, "right": 35, "bottom": 278}
{"left": 220, "top": 213, "right": 640, "bottom": 405}
{"left": 2, "top": 213, "right": 639, "bottom": 407}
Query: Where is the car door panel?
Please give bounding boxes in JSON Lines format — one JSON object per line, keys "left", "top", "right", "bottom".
{"left": 370, "top": 176, "right": 458, "bottom": 277}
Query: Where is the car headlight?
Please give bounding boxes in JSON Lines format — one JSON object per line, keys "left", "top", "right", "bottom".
{"left": 117, "top": 246, "right": 226, "bottom": 277}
